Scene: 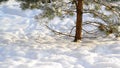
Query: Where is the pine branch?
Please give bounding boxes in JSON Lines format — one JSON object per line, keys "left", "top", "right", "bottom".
{"left": 93, "top": 0, "right": 120, "bottom": 21}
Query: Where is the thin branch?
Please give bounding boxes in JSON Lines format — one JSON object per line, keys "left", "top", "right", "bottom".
{"left": 83, "top": 10, "right": 111, "bottom": 24}
{"left": 73, "top": 0, "right": 78, "bottom": 10}
{"left": 45, "top": 24, "right": 101, "bottom": 39}
{"left": 45, "top": 25, "right": 75, "bottom": 37}
{"left": 82, "top": 28, "right": 99, "bottom": 34}
{"left": 62, "top": 10, "right": 76, "bottom": 13}
{"left": 70, "top": 26, "right": 76, "bottom": 34}
{"left": 83, "top": 21, "right": 100, "bottom": 27}
{"left": 93, "top": 0, "right": 120, "bottom": 21}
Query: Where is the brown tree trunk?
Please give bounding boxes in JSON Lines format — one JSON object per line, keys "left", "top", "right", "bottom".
{"left": 74, "top": 0, "right": 83, "bottom": 42}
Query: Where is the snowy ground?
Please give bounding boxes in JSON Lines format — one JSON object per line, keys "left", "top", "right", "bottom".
{"left": 0, "top": 0, "right": 120, "bottom": 68}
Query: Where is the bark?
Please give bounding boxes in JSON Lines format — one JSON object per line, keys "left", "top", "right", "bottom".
{"left": 74, "top": 0, "right": 83, "bottom": 42}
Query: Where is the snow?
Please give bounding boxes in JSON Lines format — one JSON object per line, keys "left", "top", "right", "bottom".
{"left": 0, "top": 0, "right": 120, "bottom": 68}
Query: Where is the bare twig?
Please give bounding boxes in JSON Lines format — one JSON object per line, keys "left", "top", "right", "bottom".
{"left": 70, "top": 26, "right": 76, "bottom": 34}
{"left": 82, "top": 29, "right": 98, "bottom": 34}
{"left": 45, "top": 25, "right": 75, "bottom": 37}
{"left": 83, "top": 21, "right": 101, "bottom": 27}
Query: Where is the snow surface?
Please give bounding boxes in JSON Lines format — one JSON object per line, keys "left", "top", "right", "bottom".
{"left": 0, "top": 0, "right": 120, "bottom": 68}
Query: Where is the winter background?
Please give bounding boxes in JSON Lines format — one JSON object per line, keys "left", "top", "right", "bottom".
{"left": 0, "top": 0, "right": 120, "bottom": 68}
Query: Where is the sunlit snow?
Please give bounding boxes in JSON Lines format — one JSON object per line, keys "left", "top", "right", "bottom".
{"left": 0, "top": 0, "right": 120, "bottom": 68}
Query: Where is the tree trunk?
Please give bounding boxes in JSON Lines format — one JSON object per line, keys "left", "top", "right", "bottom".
{"left": 74, "top": 0, "right": 83, "bottom": 42}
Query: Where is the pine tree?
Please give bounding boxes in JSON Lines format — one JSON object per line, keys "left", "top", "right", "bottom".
{"left": 17, "top": 0, "right": 84, "bottom": 42}
{"left": 0, "top": 0, "right": 119, "bottom": 41}
{"left": 16, "top": 0, "right": 120, "bottom": 41}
